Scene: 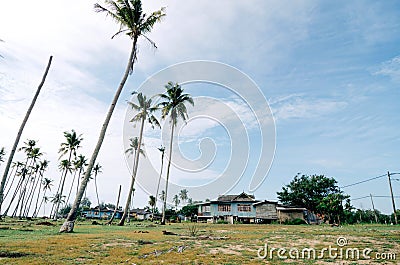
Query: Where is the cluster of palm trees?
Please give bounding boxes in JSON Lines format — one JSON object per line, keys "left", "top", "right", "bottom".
{"left": 49, "top": 130, "right": 103, "bottom": 219}
{"left": 0, "top": 0, "right": 169, "bottom": 233}
{"left": 0, "top": 131, "right": 104, "bottom": 220}
{"left": 1, "top": 140, "right": 52, "bottom": 218}
{"left": 120, "top": 84, "right": 193, "bottom": 225}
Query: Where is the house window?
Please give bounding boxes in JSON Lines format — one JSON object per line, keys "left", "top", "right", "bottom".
{"left": 202, "top": 205, "right": 210, "bottom": 212}
{"left": 237, "top": 204, "right": 251, "bottom": 212}
{"left": 218, "top": 204, "right": 231, "bottom": 212}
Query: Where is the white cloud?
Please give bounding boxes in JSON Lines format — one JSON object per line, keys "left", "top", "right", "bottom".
{"left": 271, "top": 95, "right": 347, "bottom": 121}
{"left": 374, "top": 55, "right": 400, "bottom": 83}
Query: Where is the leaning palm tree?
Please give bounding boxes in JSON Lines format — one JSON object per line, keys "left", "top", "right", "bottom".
{"left": 157, "top": 82, "right": 194, "bottom": 225}
{"left": 119, "top": 92, "right": 160, "bottom": 226}
{"left": 153, "top": 145, "right": 165, "bottom": 221}
{"left": 0, "top": 57, "right": 52, "bottom": 215}
{"left": 52, "top": 159, "right": 72, "bottom": 219}
{"left": 92, "top": 163, "right": 102, "bottom": 208}
{"left": 60, "top": 0, "right": 165, "bottom": 233}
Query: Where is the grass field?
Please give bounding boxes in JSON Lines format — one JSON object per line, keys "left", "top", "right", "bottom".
{"left": 0, "top": 218, "right": 399, "bottom": 264}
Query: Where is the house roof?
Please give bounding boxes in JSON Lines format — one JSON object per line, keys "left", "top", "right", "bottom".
{"left": 276, "top": 206, "right": 307, "bottom": 211}
{"left": 253, "top": 200, "right": 278, "bottom": 206}
{"left": 214, "top": 192, "right": 256, "bottom": 202}
{"left": 129, "top": 208, "right": 151, "bottom": 214}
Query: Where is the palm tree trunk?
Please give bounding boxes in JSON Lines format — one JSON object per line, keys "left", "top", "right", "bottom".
{"left": 153, "top": 151, "right": 164, "bottom": 221}
{"left": 0, "top": 56, "right": 52, "bottom": 215}
{"left": 65, "top": 170, "right": 78, "bottom": 207}
{"left": 53, "top": 152, "right": 72, "bottom": 220}
{"left": 94, "top": 173, "right": 100, "bottom": 208}
{"left": 32, "top": 174, "right": 43, "bottom": 217}
{"left": 60, "top": 40, "right": 137, "bottom": 233}
{"left": 119, "top": 115, "right": 145, "bottom": 226}
{"left": 161, "top": 123, "right": 175, "bottom": 225}
{"left": 106, "top": 185, "right": 121, "bottom": 225}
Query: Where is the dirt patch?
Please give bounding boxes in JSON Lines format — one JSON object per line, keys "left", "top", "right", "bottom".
{"left": 0, "top": 251, "right": 29, "bottom": 258}
{"left": 210, "top": 248, "right": 242, "bottom": 255}
{"left": 36, "top": 221, "right": 55, "bottom": 226}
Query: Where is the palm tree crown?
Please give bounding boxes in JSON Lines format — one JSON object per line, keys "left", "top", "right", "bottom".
{"left": 94, "top": 0, "right": 165, "bottom": 73}
{"left": 158, "top": 82, "right": 194, "bottom": 125}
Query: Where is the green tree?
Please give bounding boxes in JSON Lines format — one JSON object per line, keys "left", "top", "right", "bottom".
{"left": 60, "top": 0, "right": 165, "bottom": 233}
{"left": 179, "top": 204, "right": 198, "bottom": 218}
{"left": 157, "top": 82, "right": 194, "bottom": 225}
{"left": 119, "top": 92, "right": 160, "bottom": 226}
{"left": 0, "top": 57, "right": 53, "bottom": 215}
{"left": 277, "top": 174, "right": 349, "bottom": 219}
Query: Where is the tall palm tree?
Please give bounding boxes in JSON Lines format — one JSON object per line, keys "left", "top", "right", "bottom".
{"left": 125, "top": 137, "right": 145, "bottom": 158}
{"left": 148, "top": 195, "right": 156, "bottom": 220}
{"left": 119, "top": 92, "right": 160, "bottom": 226}
{"left": 173, "top": 194, "right": 180, "bottom": 210}
{"left": 157, "top": 82, "right": 194, "bottom": 224}
{"left": 0, "top": 147, "right": 5, "bottom": 164}
{"left": 92, "top": 163, "right": 102, "bottom": 208}
{"left": 74, "top": 155, "right": 88, "bottom": 195}
{"left": 52, "top": 159, "right": 72, "bottom": 219}
{"left": 53, "top": 130, "right": 82, "bottom": 219}
{"left": 179, "top": 189, "right": 188, "bottom": 205}
{"left": 0, "top": 56, "right": 53, "bottom": 215}
{"left": 153, "top": 145, "right": 165, "bottom": 221}
{"left": 60, "top": 0, "right": 165, "bottom": 233}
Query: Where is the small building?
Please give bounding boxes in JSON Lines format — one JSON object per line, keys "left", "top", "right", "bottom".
{"left": 276, "top": 206, "right": 307, "bottom": 223}
{"left": 130, "top": 208, "right": 152, "bottom": 220}
{"left": 82, "top": 206, "right": 123, "bottom": 220}
{"left": 253, "top": 200, "right": 278, "bottom": 223}
{"left": 198, "top": 192, "right": 259, "bottom": 223}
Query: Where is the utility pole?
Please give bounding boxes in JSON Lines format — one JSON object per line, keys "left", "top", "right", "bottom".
{"left": 370, "top": 194, "right": 378, "bottom": 223}
{"left": 388, "top": 171, "right": 398, "bottom": 225}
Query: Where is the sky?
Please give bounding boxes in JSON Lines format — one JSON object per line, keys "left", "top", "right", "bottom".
{"left": 1, "top": 0, "right": 400, "bottom": 215}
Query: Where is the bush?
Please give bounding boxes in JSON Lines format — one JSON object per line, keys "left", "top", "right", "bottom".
{"left": 216, "top": 220, "right": 228, "bottom": 224}
{"left": 284, "top": 218, "right": 307, "bottom": 225}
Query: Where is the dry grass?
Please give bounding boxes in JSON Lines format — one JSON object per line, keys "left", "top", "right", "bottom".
{"left": 0, "top": 218, "right": 399, "bottom": 264}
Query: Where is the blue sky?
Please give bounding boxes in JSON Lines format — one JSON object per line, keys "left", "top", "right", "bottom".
{"left": 1, "top": 1, "right": 400, "bottom": 214}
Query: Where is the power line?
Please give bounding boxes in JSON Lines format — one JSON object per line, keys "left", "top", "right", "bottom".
{"left": 351, "top": 195, "right": 400, "bottom": 201}
{"left": 340, "top": 174, "right": 386, "bottom": 189}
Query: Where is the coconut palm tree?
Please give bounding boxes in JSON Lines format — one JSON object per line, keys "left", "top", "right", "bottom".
{"left": 125, "top": 137, "right": 145, "bottom": 158}
{"left": 53, "top": 130, "right": 82, "bottom": 219}
{"left": 173, "top": 194, "right": 180, "bottom": 210}
{"left": 148, "top": 195, "right": 156, "bottom": 220}
{"left": 157, "top": 82, "right": 194, "bottom": 225}
{"left": 60, "top": 0, "right": 165, "bottom": 233}
{"left": 0, "top": 56, "right": 53, "bottom": 215}
{"left": 153, "top": 145, "right": 165, "bottom": 221}
{"left": 52, "top": 159, "right": 72, "bottom": 219}
{"left": 179, "top": 189, "right": 188, "bottom": 205}
{"left": 92, "top": 163, "right": 102, "bottom": 208}
{"left": 34, "top": 175, "right": 52, "bottom": 217}
{"left": 119, "top": 92, "right": 160, "bottom": 226}
{"left": 0, "top": 147, "right": 5, "bottom": 164}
